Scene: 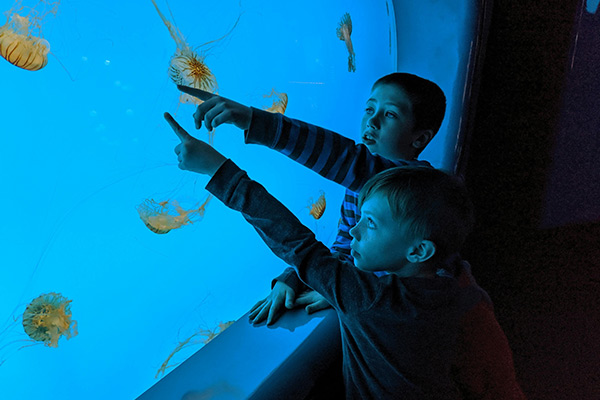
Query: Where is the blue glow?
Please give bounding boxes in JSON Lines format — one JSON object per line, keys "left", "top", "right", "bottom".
{"left": 0, "top": 0, "right": 476, "bottom": 398}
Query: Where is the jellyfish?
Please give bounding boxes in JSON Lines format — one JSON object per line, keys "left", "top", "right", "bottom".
{"left": 150, "top": 0, "right": 217, "bottom": 92}
{"left": 308, "top": 191, "right": 326, "bottom": 220}
{"left": 336, "top": 12, "right": 356, "bottom": 72}
{"left": 155, "top": 320, "right": 234, "bottom": 378}
{"left": 0, "top": 0, "right": 59, "bottom": 71}
{"left": 22, "top": 292, "right": 77, "bottom": 347}
{"left": 151, "top": 0, "right": 239, "bottom": 145}
{"left": 151, "top": 0, "right": 240, "bottom": 92}
{"left": 1, "top": 291, "right": 77, "bottom": 365}
{"left": 263, "top": 88, "right": 288, "bottom": 114}
{"left": 137, "top": 195, "right": 212, "bottom": 234}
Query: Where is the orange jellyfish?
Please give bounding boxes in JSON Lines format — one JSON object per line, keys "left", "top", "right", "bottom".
{"left": 151, "top": 0, "right": 239, "bottom": 144}
{"left": 263, "top": 88, "right": 288, "bottom": 114}
{"left": 151, "top": 0, "right": 240, "bottom": 92}
{"left": 0, "top": 0, "right": 59, "bottom": 71}
{"left": 136, "top": 195, "right": 212, "bottom": 234}
{"left": 22, "top": 292, "right": 77, "bottom": 347}
{"left": 308, "top": 191, "right": 326, "bottom": 220}
{"left": 156, "top": 320, "right": 234, "bottom": 378}
{"left": 336, "top": 12, "right": 356, "bottom": 72}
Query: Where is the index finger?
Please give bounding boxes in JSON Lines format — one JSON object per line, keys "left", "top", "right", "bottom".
{"left": 164, "top": 112, "right": 191, "bottom": 141}
{"left": 177, "top": 85, "right": 222, "bottom": 102}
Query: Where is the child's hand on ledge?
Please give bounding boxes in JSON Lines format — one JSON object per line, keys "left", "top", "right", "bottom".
{"left": 249, "top": 281, "right": 296, "bottom": 326}
{"left": 164, "top": 112, "right": 226, "bottom": 176}
{"left": 295, "top": 290, "right": 332, "bottom": 314}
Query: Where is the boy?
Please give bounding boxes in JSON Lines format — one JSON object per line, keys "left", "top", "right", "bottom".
{"left": 178, "top": 73, "right": 446, "bottom": 325}
{"left": 176, "top": 83, "right": 526, "bottom": 399}
{"left": 165, "top": 111, "right": 475, "bottom": 398}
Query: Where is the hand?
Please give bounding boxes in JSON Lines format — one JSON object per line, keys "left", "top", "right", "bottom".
{"left": 164, "top": 112, "right": 226, "bottom": 176}
{"left": 295, "top": 290, "right": 331, "bottom": 314}
{"left": 248, "top": 281, "right": 296, "bottom": 326}
{"left": 177, "top": 85, "right": 252, "bottom": 132}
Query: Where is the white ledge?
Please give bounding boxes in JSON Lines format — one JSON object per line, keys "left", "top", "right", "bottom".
{"left": 137, "top": 308, "right": 341, "bottom": 400}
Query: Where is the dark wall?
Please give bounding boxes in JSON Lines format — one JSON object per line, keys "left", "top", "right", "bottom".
{"left": 462, "top": 1, "right": 600, "bottom": 399}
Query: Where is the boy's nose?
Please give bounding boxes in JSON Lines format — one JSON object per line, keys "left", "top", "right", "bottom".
{"left": 367, "top": 115, "right": 380, "bottom": 129}
{"left": 349, "top": 224, "right": 359, "bottom": 239}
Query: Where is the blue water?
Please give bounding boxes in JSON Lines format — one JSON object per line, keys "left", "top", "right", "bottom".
{"left": 0, "top": 0, "right": 473, "bottom": 398}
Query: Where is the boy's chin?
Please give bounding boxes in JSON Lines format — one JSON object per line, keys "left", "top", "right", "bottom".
{"left": 362, "top": 140, "right": 378, "bottom": 154}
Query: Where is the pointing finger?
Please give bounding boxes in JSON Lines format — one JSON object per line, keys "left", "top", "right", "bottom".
{"left": 164, "top": 112, "right": 191, "bottom": 142}
{"left": 177, "top": 85, "right": 223, "bottom": 102}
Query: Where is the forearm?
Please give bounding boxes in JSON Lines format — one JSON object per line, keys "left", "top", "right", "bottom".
{"left": 245, "top": 108, "right": 411, "bottom": 192}
{"left": 272, "top": 267, "right": 307, "bottom": 294}
{"left": 206, "top": 159, "right": 332, "bottom": 293}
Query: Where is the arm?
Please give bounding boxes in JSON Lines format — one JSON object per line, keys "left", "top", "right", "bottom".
{"left": 330, "top": 194, "right": 356, "bottom": 259}
{"left": 164, "top": 112, "right": 375, "bottom": 310}
{"left": 175, "top": 85, "right": 430, "bottom": 193}
{"left": 205, "top": 159, "right": 345, "bottom": 303}
{"left": 272, "top": 267, "right": 307, "bottom": 294}
{"left": 245, "top": 107, "right": 431, "bottom": 192}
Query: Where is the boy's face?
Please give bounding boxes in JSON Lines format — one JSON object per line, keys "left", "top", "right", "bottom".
{"left": 360, "top": 83, "right": 418, "bottom": 160}
{"left": 349, "top": 192, "right": 420, "bottom": 275}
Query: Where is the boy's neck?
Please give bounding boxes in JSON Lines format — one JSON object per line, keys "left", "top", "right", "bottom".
{"left": 390, "top": 149, "right": 418, "bottom": 162}
{"left": 387, "top": 263, "right": 436, "bottom": 278}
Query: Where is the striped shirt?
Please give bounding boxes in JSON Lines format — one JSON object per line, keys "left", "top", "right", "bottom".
{"left": 245, "top": 107, "right": 432, "bottom": 291}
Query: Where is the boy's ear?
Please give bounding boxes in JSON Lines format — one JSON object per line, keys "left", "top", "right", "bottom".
{"left": 411, "top": 129, "right": 434, "bottom": 150}
{"left": 406, "top": 240, "right": 436, "bottom": 263}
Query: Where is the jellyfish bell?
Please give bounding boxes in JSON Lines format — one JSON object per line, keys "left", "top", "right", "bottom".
{"left": 137, "top": 195, "right": 212, "bottom": 234}
{"left": 22, "top": 292, "right": 77, "bottom": 348}
{"left": 0, "top": 0, "right": 59, "bottom": 71}
{"left": 308, "top": 191, "right": 326, "bottom": 220}
{"left": 263, "top": 88, "right": 288, "bottom": 114}
{"left": 0, "top": 13, "right": 50, "bottom": 71}
{"left": 169, "top": 50, "right": 217, "bottom": 93}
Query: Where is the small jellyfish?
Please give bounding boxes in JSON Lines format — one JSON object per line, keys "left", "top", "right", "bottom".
{"left": 0, "top": 0, "right": 59, "bottom": 71}
{"left": 336, "top": 12, "right": 356, "bottom": 72}
{"left": 263, "top": 88, "right": 288, "bottom": 114}
{"left": 308, "top": 191, "right": 326, "bottom": 220}
{"left": 156, "top": 320, "right": 235, "bottom": 378}
{"left": 137, "top": 195, "right": 212, "bottom": 234}
{"left": 22, "top": 292, "right": 77, "bottom": 348}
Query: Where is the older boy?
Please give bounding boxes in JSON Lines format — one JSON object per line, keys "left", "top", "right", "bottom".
{"left": 178, "top": 73, "right": 446, "bottom": 325}
{"left": 165, "top": 111, "right": 475, "bottom": 398}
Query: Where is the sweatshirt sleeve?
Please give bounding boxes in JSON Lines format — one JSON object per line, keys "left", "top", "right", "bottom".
{"left": 205, "top": 159, "right": 379, "bottom": 312}
{"left": 271, "top": 267, "right": 307, "bottom": 294}
{"left": 244, "top": 107, "right": 431, "bottom": 193}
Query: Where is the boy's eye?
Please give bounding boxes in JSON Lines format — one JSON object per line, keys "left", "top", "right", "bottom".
{"left": 367, "top": 217, "right": 375, "bottom": 228}
{"left": 365, "top": 107, "right": 374, "bottom": 114}
{"left": 385, "top": 111, "right": 397, "bottom": 119}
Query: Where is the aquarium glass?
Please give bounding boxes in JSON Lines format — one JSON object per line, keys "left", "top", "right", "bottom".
{"left": 0, "top": 0, "right": 476, "bottom": 398}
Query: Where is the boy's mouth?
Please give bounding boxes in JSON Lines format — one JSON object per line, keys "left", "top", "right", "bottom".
{"left": 362, "top": 132, "right": 376, "bottom": 145}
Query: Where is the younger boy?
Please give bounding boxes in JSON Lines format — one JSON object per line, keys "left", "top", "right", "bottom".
{"left": 165, "top": 111, "right": 475, "bottom": 399}
{"left": 178, "top": 73, "right": 446, "bottom": 325}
